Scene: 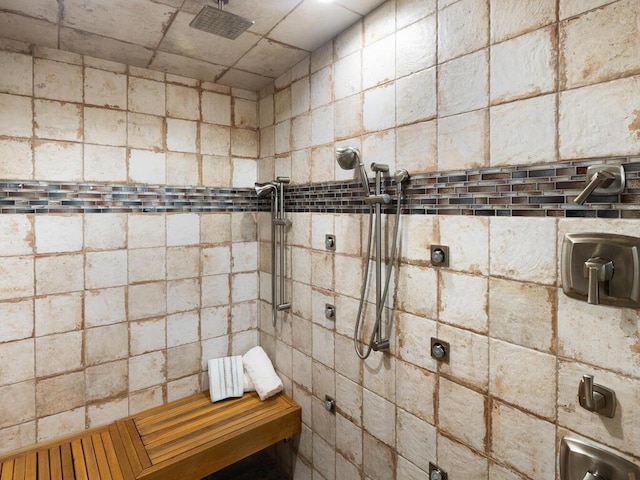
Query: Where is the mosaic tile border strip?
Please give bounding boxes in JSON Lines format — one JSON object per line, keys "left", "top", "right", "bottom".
{"left": 0, "top": 157, "right": 638, "bottom": 216}
{"left": 0, "top": 181, "right": 266, "bottom": 214}
{"left": 286, "top": 157, "right": 640, "bottom": 218}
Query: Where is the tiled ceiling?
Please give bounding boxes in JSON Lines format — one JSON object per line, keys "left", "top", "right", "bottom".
{"left": 0, "top": 0, "right": 387, "bottom": 91}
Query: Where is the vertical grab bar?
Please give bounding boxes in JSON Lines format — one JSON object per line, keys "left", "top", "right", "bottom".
{"left": 275, "top": 177, "right": 291, "bottom": 314}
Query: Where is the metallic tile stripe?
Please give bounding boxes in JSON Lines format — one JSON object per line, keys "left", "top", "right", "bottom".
{"left": 0, "top": 157, "right": 638, "bottom": 216}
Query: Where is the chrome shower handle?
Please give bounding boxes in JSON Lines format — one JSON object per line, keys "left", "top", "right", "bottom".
{"left": 583, "top": 256, "right": 614, "bottom": 305}
{"left": 573, "top": 167, "right": 622, "bottom": 205}
{"left": 578, "top": 374, "right": 616, "bottom": 417}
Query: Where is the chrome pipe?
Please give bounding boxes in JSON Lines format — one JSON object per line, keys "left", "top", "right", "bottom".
{"left": 270, "top": 189, "right": 278, "bottom": 327}
{"left": 374, "top": 170, "right": 383, "bottom": 347}
{"left": 277, "top": 180, "right": 290, "bottom": 313}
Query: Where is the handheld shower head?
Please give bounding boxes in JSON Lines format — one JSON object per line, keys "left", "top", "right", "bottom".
{"left": 394, "top": 169, "right": 410, "bottom": 184}
{"left": 336, "top": 146, "right": 371, "bottom": 196}
{"left": 254, "top": 182, "right": 276, "bottom": 198}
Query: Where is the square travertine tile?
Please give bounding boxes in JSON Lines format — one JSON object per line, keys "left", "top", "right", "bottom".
{"left": 129, "top": 385, "right": 164, "bottom": 415}
{"left": 490, "top": 339, "right": 556, "bottom": 419}
{"left": 84, "top": 287, "right": 126, "bottom": 328}
{"left": 0, "top": 381, "right": 35, "bottom": 429}
{"left": 439, "top": 377, "right": 487, "bottom": 451}
{"left": 128, "top": 247, "right": 166, "bottom": 283}
{"left": 559, "top": 76, "right": 640, "bottom": 159}
{"left": 128, "top": 282, "right": 167, "bottom": 320}
{"left": 36, "top": 407, "right": 85, "bottom": 444}
{"left": 334, "top": 95, "right": 362, "bottom": 141}
{"left": 362, "top": 432, "right": 394, "bottom": 480}
{"left": 233, "top": 98, "right": 257, "bottom": 129}
{"left": 396, "top": 408, "right": 436, "bottom": 471}
{"left": 167, "top": 278, "right": 200, "bottom": 314}
{"left": 85, "top": 250, "right": 127, "bottom": 290}
{"left": 35, "top": 215, "right": 83, "bottom": 254}
{"left": 489, "top": 463, "right": 529, "bottom": 480}
{"left": 313, "top": 433, "right": 336, "bottom": 480}
{"left": 396, "top": 456, "right": 428, "bottom": 480}
{"left": 491, "top": 401, "right": 556, "bottom": 479}
{"left": 231, "top": 242, "right": 257, "bottom": 273}
{"left": 201, "top": 274, "right": 231, "bottom": 308}
{"left": 84, "top": 144, "right": 127, "bottom": 182}
{"left": 0, "top": 422, "right": 36, "bottom": 455}
{"left": 34, "top": 59, "right": 82, "bottom": 102}
{"left": 291, "top": 77, "right": 310, "bottom": 117}
{"left": 490, "top": 0, "right": 556, "bottom": 43}
{"left": 491, "top": 27, "right": 557, "bottom": 105}
{"left": 274, "top": 88, "right": 291, "bottom": 123}
{"left": 166, "top": 343, "right": 200, "bottom": 380}
{"left": 311, "top": 105, "right": 335, "bottom": 146}
{"left": 0, "top": 299, "right": 33, "bottom": 343}
{"left": 166, "top": 84, "right": 200, "bottom": 120}
{"left": 557, "top": 360, "right": 640, "bottom": 456}
{"left": 202, "top": 246, "right": 231, "bottom": 276}
{"left": 292, "top": 349, "right": 312, "bottom": 391}
{"left": 489, "top": 217, "right": 557, "bottom": 285}
{"left": 201, "top": 124, "right": 230, "bottom": 156}
{"left": 559, "top": 0, "right": 618, "bottom": 20}
{"left": 396, "top": 311, "right": 437, "bottom": 370}
{"left": 397, "top": 0, "right": 436, "bottom": 29}
{"left": 0, "top": 139, "right": 33, "bottom": 179}
{"left": 84, "top": 107, "right": 127, "bottom": 146}
{"left": 36, "top": 372, "right": 84, "bottom": 417}
{"left": 167, "top": 246, "right": 199, "bottom": 280}
{"left": 557, "top": 294, "right": 640, "bottom": 378}
{"left": 202, "top": 91, "right": 231, "bottom": 126}
{"left": 34, "top": 140, "right": 83, "bottom": 181}
{"left": 334, "top": 52, "right": 362, "bottom": 101}
{"left": 490, "top": 94, "right": 557, "bottom": 166}
{"left": 438, "top": 50, "right": 489, "bottom": 117}
{"left": 363, "top": 352, "right": 395, "bottom": 402}
{"left": 0, "top": 93, "right": 32, "bottom": 138}
{"left": 438, "top": 323, "right": 489, "bottom": 391}
{"left": 439, "top": 271, "right": 488, "bottom": 333}
{"left": 561, "top": 0, "right": 640, "bottom": 89}
{"left": 334, "top": 255, "right": 363, "bottom": 301}
{"left": 335, "top": 374, "right": 360, "bottom": 424}
{"left": 84, "top": 68, "right": 126, "bottom": 109}
{"left": 397, "top": 264, "right": 438, "bottom": 318}
{"left": 437, "top": 109, "right": 489, "bottom": 171}
{"left": 312, "top": 360, "right": 335, "bottom": 400}
{"left": 489, "top": 278, "right": 555, "bottom": 353}
{"left": 129, "top": 351, "right": 166, "bottom": 392}
{"left": 439, "top": 216, "right": 489, "bottom": 275}
{"left": 0, "top": 216, "right": 33, "bottom": 257}
{"left": 396, "top": 15, "right": 437, "bottom": 79}
{"left": 128, "top": 112, "right": 165, "bottom": 151}
{"left": 291, "top": 114, "right": 311, "bottom": 152}
{"left": 128, "top": 149, "right": 166, "bottom": 184}
{"left": 258, "top": 95, "right": 274, "bottom": 129}
{"left": 201, "top": 306, "right": 229, "bottom": 340}
{"left": 231, "top": 158, "right": 257, "bottom": 188}
{"left": 167, "top": 152, "right": 201, "bottom": 186}
{"left": 437, "top": 435, "right": 488, "bottom": 478}
{"left": 312, "top": 396, "right": 336, "bottom": 445}
{"left": 85, "top": 360, "right": 128, "bottom": 402}
{"left": 36, "top": 254, "right": 83, "bottom": 295}
{"left": 275, "top": 120, "right": 291, "bottom": 155}
{"left": 336, "top": 21, "right": 362, "bottom": 60}
{"left": 35, "top": 292, "right": 82, "bottom": 336}
{"left": 87, "top": 397, "right": 128, "bottom": 429}
{"left": 334, "top": 333, "right": 360, "bottom": 383}
{"left": 0, "top": 338, "right": 34, "bottom": 385}
{"left": 336, "top": 414, "right": 362, "bottom": 467}
{"left": 231, "top": 272, "right": 257, "bottom": 304}
{"left": 438, "top": 0, "right": 489, "bottom": 63}
{"left": 364, "top": 1, "right": 395, "bottom": 46}
{"left": 362, "top": 35, "right": 395, "bottom": 90}
{"left": 84, "top": 214, "right": 126, "bottom": 251}
{"left": 130, "top": 318, "right": 166, "bottom": 356}
{"left": 0, "top": 51, "right": 32, "bottom": 96}
{"left": 128, "top": 77, "right": 165, "bottom": 116}
{"left": 0, "top": 256, "right": 34, "bottom": 300}
{"left": 395, "top": 360, "right": 435, "bottom": 422}
{"left": 34, "top": 99, "right": 82, "bottom": 141}
{"left": 363, "top": 83, "right": 395, "bottom": 133}
{"left": 167, "top": 118, "right": 198, "bottom": 153}
{"left": 167, "top": 375, "right": 199, "bottom": 402}
{"left": 85, "top": 323, "right": 128, "bottom": 365}
{"left": 167, "top": 213, "right": 200, "bottom": 247}
{"left": 128, "top": 214, "right": 166, "bottom": 248}
{"left": 396, "top": 120, "right": 437, "bottom": 173}
{"left": 35, "top": 331, "right": 82, "bottom": 377}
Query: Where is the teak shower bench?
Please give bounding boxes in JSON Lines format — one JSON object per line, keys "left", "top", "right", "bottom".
{"left": 0, "top": 391, "right": 301, "bottom": 480}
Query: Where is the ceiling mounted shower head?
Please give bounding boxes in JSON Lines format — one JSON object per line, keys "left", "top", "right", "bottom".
{"left": 336, "top": 146, "right": 371, "bottom": 197}
{"left": 254, "top": 182, "right": 276, "bottom": 198}
{"left": 189, "top": 0, "right": 255, "bottom": 40}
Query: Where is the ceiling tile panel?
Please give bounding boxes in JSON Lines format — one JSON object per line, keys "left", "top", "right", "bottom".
{"left": 235, "top": 38, "right": 308, "bottom": 78}
{"left": 0, "top": 0, "right": 59, "bottom": 22}
{"left": 0, "top": 11, "right": 58, "bottom": 48}
{"left": 61, "top": 0, "right": 176, "bottom": 48}
{"left": 216, "top": 68, "right": 273, "bottom": 92}
{"left": 150, "top": 50, "right": 227, "bottom": 82}
{"left": 60, "top": 27, "right": 154, "bottom": 67}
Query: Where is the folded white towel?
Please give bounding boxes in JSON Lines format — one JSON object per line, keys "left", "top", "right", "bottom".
{"left": 243, "top": 346, "right": 283, "bottom": 401}
{"left": 208, "top": 355, "right": 244, "bottom": 403}
{"left": 244, "top": 369, "right": 255, "bottom": 393}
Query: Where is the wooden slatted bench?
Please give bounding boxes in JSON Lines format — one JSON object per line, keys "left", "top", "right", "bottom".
{"left": 0, "top": 391, "right": 301, "bottom": 480}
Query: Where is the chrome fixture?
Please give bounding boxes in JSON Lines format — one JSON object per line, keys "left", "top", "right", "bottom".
{"left": 255, "top": 177, "right": 291, "bottom": 326}
{"left": 336, "top": 146, "right": 410, "bottom": 359}
{"left": 578, "top": 374, "right": 616, "bottom": 418}
{"left": 430, "top": 245, "right": 449, "bottom": 267}
{"left": 325, "top": 304, "right": 335, "bottom": 320}
{"left": 429, "top": 463, "right": 448, "bottom": 480}
{"left": 430, "top": 338, "right": 449, "bottom": 362}
{"left": 560, "top": 437, "right": 640, "bottom": 480}
{"left": 324, "top": 395, "right": 336, "bottom": 414}
{"left": 572, "top": 165, "right": 625, "bottom": 205}
{"left": 561, "top": 233, "right": 640, "bottom": 307}
{"left": 325, "top": 234, "right": 336, "bottom": 251}
{"left": 189, "top": 0, "right": 254, "bottom": 40}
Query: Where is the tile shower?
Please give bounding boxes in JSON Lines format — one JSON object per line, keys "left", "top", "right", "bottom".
{"left": 1, "top": 2, "right": 640, "bottom": 480}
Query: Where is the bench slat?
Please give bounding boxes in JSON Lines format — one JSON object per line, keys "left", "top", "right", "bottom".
{"left": 71, "top": 439, "right": 89, "bottom": 480}
{"left": 24, "top": 453, "right": 37, "bottom": 480}
{"left": 107, "top": 425, "right": 135, "bottom": 480}
{"left": 49, "top": 446, "right": 62, "bottom": 480}
{"left": 81, "top": 436, "right": 101, "bottom": 480}
{"left": 91, "top": 433, "right": 112, "bottom": 480}
{"left": 37, "top": 450, "right": 50, "bottom": 480}
{"left": 0, "top": 459, "right": 13, "bottom": 480}
{"left": 61, "top": 443, "right": 75, "bottom": 479}
{"left": 99, "top": 432, "right": 124, "bottom": 480}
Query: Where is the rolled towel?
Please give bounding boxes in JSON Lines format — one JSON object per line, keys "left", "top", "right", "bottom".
{"left": 243, "top": 346, "right": 283, "bottom": 401}
{"left": 208, "top": 355, "right": 244, "bottom": 403}
{"left": 243, "top": 369, "right": 255, "bottom": 392}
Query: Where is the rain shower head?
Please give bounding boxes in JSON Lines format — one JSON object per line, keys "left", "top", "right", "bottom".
{"left": 189, "top": 0, "right": 254, "bottom": 40}
{"left": 254, "top": 182, "right": 276, "bottom": 198}
{"left": 336, "top": 146, "right": 371, "bottom": 197}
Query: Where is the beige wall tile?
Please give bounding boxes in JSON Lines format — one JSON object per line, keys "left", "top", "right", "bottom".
{"left": 87, "top": 397, "right": 128, "bottom": 428}
{"left": 291, "top": 77, "right": 310, "bottom": 117}
{"left": 0, "top": 256, "right": 34, "bottom": 300}
{"left": 36, "top": 407, "right": 84, "bottom": 444}
{"left": 438, "top": 50, "right": 489, "bottom": 117}
{"left": 202, "top": 91, "right": 231, "bottom": 126}
{"left": 35, "top": 215, "right": 83, "bottom": 254}
{"left": 491, "top": 27, "right": 556, "bottom": 105}
{"left": 35, "top": 331, "right": 82, "bottom": 377}
{"left": 36, "top": 371, "right": 84, "bottom": 417}
{"left": 129, "top": 149, "right": 166, "bottom": 184}
{"left": 490, "top": 339, "right": 557, "bottom": 419}
{"left": 490, "top": 278, "right": 555, "bottom": 353}
{"left": 128, "top": 77, "right": 165, "bottom": 116}
{"left": 439, "top": 271, "right": 488, "bottom": 333}
{"left": 561, "top": 0, "right": 640, "bottom": 89}
{"left": 362, "top": 36, "right": 395, "bottom": 89}
{"left": 396, "top": 311, "right": 437, "bottom": 370}
{"left": 36, "top": 254, "right": 83, "bottom": 295}
{"left": 130, "top": 318, "right": 166, "bottom": 356}
{"left": 439, "top": 377, "right": 487, "bottom": 451}
{"left": 0, "top": 139, "right": 33, "bottom": 179}
{"left": 84, "top": 214, "right": 126, "bottom": 251}
{"left": 0, "top": 422, "right": 36, "bottom": 455}
{"left": 396, "top": 15, "right": 436, "bottom": 78}
{"left": 84, "top": 144, "right": 127, "bottom": 182}
{"left": 167, "top": 343, "right": 200, "bottom": 380}
{"left": 491, "top": 0, "right": 556, "bottom": 43}
{"left": 395, "top": 360, "right": 435, "bottom": 423}
{"left": 0, "top": 381, "right": 35, "bottom": 429}
{"left": 85, "top": 287, "right": 126, "bottom": 328}
{"left": 129, "top": 385, "right": 164, "bottom": 415}
{"left": 128, "top": 113, "right": 164, "bottom": 151}
{"left": 129, "top": 351, "right": 166, "bottom": 392}
{"left": 167, "top": 278, "right": 200, "bottom": 314}
{"left": 0, "top": 339, "right": 34, "bottom": 385}
{"left": 363, "top": 83, "right": 395, "bottom": 133}
{"left": 396, "top": 408, "right": 436, "bottom": 470}
{"left": 0, "top": 299, "right": 33, "bottom": 343}
{"left": 438, "top": 0, "right": 489, "bottom": 63}
{"left": 201, "top": 274, "right": 230, "bottom": 308}
{"left": 362, "top": 432, "right": 394, "bottom": 480}
{"left": 85, "top": 250, "right": 127, "bottom": 289}
{"left": 166, "top": 84, "right": 200, "bottom": 120}
{"left": 0, "top": 51, "right": 32, "bottom": 96}
{"left": 438, "top": 109, "right": 489, "bottom": 171}
{"left": 166, "top": 118, "right": 197, "bottom": 153}
{"left": 200, "top": 124, "right": 230, "bottom": 156}
{"left": 0, "top": 216, "right": 33, "bottom": 257}
{"left": 34, "top": 99, "right": 82, "bottom": 141}
{"left": 35, "top": 292, "right": 82, "bottom": 336}
{"left": 85, "top": 360, "right": 127, "bottom": 402}
{"left": 167, "top": 246, "right": 200, "bottom": 280}
{"left": 397, "top": 0, "right": 436, "bottom": 28}
{"left": 559, "top": 0, "right": 618, "bottom": 19}
{"left": 84, "top": 107, "right": 127, "bottom": 146}
{"left": 85, "top": 323, "right": 128, "bottom": 365}
{"left": 491, "top": 402, "right": 556, "bottom": 479}
{"left": 396, "top": 120, "right": 437, "bottom": 174}
{"left": 84, "top": 68, "right": 127, "bottom": 109}
{"left": 34, "top": 59, "right": 82, "bottom": 102}
{"left": 438, "top": 323, "right": 489, "bottom": 391}
{"left": 490, "top": 94, "right": 557, "bottom": 166}
{"left": 34, "top": 140, "right": 83, "bottom": 181}
{"left": 128, "top": 247, "right": 166, "bottom": 283}
{"left": 334, "top": 53, "right": 362, "bottom": 101}
{"left": 128, "top": 282, "right": 166, "bottom": 320}
{"left": 0, "top": 93, "right": 32, "bottom": 138}
{"left": 364, "top": 2, "right": 395, "bottom": 45}
{"left": 438, "top": 435, "right": 488, "bottom": 477}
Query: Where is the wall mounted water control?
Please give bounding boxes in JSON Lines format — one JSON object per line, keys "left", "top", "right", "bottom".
{"left": 561, "top": 233, "right": 640, "bottom": 307}
{"left": 430, "top": 245, "right": 449, "bottom": 267}
{"left": 430, "top": 338, "right": 449, "bottom": 362}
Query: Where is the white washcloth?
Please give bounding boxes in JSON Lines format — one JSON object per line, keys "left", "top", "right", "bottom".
{"left": 243, "top": 346, "right": 283, "bottom": 401}
{"left": 208, "top": 356, "right": 244, "bottom": 403}
{"left": 244, "top": 369, "right": 255, "bottom": 392}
